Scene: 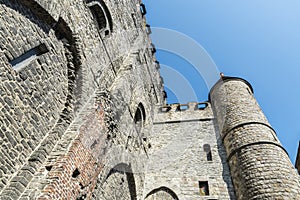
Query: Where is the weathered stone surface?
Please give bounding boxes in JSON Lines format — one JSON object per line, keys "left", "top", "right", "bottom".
{"left": 0, "top": 1, "right": 299, "bottom": 200}
{"left": 210, "top": 77, "right": 300, "bottom": 200}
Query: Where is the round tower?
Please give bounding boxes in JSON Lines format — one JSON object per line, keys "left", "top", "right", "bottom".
{"left": 209, "top": 76, "right": 300, "bottom": 199}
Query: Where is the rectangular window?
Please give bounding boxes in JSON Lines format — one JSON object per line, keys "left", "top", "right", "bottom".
{"left": 199, "top": 181, "right": 209, "bottom": 196}
{"left": 10, "top": 43, "right": 48, "bottom": 71}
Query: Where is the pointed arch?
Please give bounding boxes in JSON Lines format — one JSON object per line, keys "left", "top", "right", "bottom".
{"left": 92, "top": 163, "right": 137, "bottom": 200}
{"left": 145, "top": 186, "right": 179, "bottom": 200}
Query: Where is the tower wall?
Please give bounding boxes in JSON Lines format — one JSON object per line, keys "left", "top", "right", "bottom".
{"left": 144, "top": 102, "right": 235, "bottom": 200}
{"left": 210, "top": 77, "right": 300, "bottom": 199}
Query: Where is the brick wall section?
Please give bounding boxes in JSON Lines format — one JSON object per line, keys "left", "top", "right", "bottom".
{"left": 38, "top": 139, "right": 102, "bottom": 200}
{"left": 210, "top": 77, "right": 300, "bottom": 199}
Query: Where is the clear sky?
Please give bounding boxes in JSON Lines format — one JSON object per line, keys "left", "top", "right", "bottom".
{"left": 143, "top": 0, "right": 300, "bottom": 164}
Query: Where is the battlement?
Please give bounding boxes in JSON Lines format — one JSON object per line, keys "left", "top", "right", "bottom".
{"left": 154, "top": 102, "right": 214, "bottom": 123}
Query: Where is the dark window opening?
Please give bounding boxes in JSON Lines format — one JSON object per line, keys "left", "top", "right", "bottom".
{"left": 150, "top": 43, "right": 156, "bottom": 54}
{"left": 206, "top": 151, "right": 212, "bottom": 161}
{"left": 199, "top": 181, "right": 209, "bottom": 196}
{"left": 120, "top": 177, "right": 125, "bottom": 185}
{"left": 163, "top": 90, "right": 167, "bottom": 99}
{"left": 45, "top": 166, "right": 53, "bottom": 171}
{"left": 131, "top": 13, "right": 137, "bottom": 28}
{"left": 87, "top": 1, "right": 113, "bottom": 34}
{"left": 203, "top": 144, "right": 212, "bottom": 161}
{"left": 146, "top": 24, "right": 151, "bottom": 34}
{"left": 72, "top": 168, "right": 80, "bottom": 178}
{"left": 10, "top": 43, "right": 49, "bottom": 71}
{"left": 89, "top": 4, "right": 106, "bottom": 30}
{"left": 134, "top": 103, "right": 146, "bottom": 133}
{"left": 140, "top": 3, "right": 147, "bottom": 16}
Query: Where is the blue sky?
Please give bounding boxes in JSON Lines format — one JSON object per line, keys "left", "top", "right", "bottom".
{"left": 143, "top": 0, "right": 300, "bottom": 164}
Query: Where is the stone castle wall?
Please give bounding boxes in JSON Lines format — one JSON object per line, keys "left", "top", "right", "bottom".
{"left": 143, "top": 102, "right": 236, "bottom": 200}
{"left": 1, "top": 0, "right": 300, "bottom": 200}
{"left": 0, "top": 0, "right": 163, "bottom": 199}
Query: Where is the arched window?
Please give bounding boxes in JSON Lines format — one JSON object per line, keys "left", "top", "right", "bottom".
{"left": 134, "top": 103, "right": 146, "bottom": 133}
{"left": 203, "top": 144, "right": 212, "bottom": 161}
{"left": 87, "top": 0, "right": 113, "bottom": 36}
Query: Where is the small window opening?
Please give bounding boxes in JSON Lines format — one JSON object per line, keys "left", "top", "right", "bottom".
{"left": 134, "top": 103, "right": 146, "bottom": 133}
{"left": 177, "top": 105, "right": 188, "bottom": 111}
{"left": 203, "top": 144, "right": 212, "bottom": 161}
{"left": 72, "top": 168, "right": 80, "bottom": 178}
{"left": 150, "top": 43, "right": 156, "bottom": 54}
{"left": 199, "top": 181, "right": 209, "bottom": 196}
{"left": 140, "top": 3, "right": 147, "bottom": 16}
{"left": 163, "top": 90, "right": 167, "bottom": 99}
{"left": 45, "top": 166, "right": 53, "bottom": 171}
{"left": 145, "top": 24, "right": 151, "bottom": 34}
{"left": 161, "top": 106, "right": 171, "bottom": 112}
{"left": 131, "top": 13, "right": 137, "bottom": 28}
{"left": 10, "top": 43, "right": 49, "bottom": 71}
{"left": 197, "top": 103, "right": 208, "bottom": 110}
{"left": 120, "top": 177, "right": 125, "bottom": 185}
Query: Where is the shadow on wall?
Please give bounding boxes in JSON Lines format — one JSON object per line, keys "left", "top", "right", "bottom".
{"left": 92, "top": 163, "right": 137, "bottom": 200}
{"left": 214, "top": 123, "right": 236, "bottom": 199}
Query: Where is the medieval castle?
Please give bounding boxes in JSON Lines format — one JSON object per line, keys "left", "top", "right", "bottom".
{"left": 0, "top": 0, "right": 299, "bottom": 199}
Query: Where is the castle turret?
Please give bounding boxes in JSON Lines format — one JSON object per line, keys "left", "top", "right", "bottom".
{"left": 209, "top": 76, "right": 300, "bottom": 199}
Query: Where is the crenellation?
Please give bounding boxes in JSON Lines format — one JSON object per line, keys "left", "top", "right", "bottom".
{"left": 154, "top": 102, "right": 213, "bottom": 124}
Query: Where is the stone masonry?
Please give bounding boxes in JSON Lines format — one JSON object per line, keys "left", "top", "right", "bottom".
{"left": 144, "top": 102, "right": 235, "bottom": 199}
{"left": 210, "top": 77, "right": 300, "bottom": 199}
{"left": 0, "top": 0, "right": 300, "bottom": 200}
